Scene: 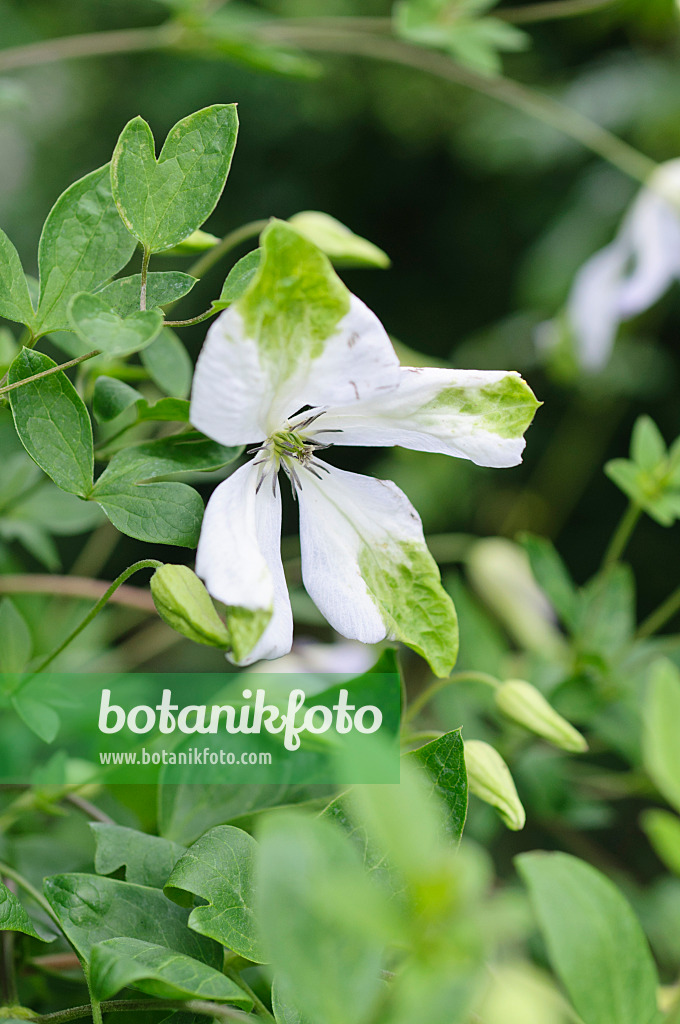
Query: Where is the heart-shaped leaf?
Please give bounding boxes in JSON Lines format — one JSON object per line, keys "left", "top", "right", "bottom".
{"left": 111, "top": 105, "right": 239, "bottom": 253}
{"left": 164, "top": 825, "right": 264, "bottom": 962}
{"left": 68, "top": 293, "right": 163, "bottom": 357}
{"left": 35, "top": 164, "right": 137, "bottom": 336}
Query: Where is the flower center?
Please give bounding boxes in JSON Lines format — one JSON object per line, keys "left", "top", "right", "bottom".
{"left": 250, "top": 409, "right": 339, "bottom": 497}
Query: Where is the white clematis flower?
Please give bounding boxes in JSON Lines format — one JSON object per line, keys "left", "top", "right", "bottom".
{"left": 568, "top": 159, "right": 680, "bottom": 370}
{"left": 190, "top": 221, "right": 539, "bottom": 675}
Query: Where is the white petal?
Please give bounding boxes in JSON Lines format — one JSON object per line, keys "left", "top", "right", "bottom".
{"left": 316, "top": 368, "right": 538, "bottom": 467}
{"left": 190, "top": 296, "right": 400, "bottom": 444}
{"left": 266, "top": 295, "right": 401, "bottom": 427}
{"left": 195, "top": 460, "right": 292, "bottom": 665}
{"left": 616, "top": 189, "right": 680, "bottom": 318}
{"left": 189, "top": 310, "right": 271, "bottom": 446}
{"left": 568, "top": 241, "right": 629, "bottom": 371}
{"left": 296, "top": 462, "right": 456, "bottom": 663}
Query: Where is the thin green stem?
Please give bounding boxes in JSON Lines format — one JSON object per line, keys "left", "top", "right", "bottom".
{"left": 164, "top": 307, "right": 219, "bottom": 327}
{"left": 601, "top": 502, "right": 642, "bottom": 570}
{"left": 256, "top": 27, "right": 656, "bottom": 184}
{"left": 187, "top": 219, "right": 268, "bottom": 280}
{"left": 37, "top": 998, "right": 252, "bottom": 1024}
{"left": 0, "top": 350, "right": 99, "bottom": 396}
{"left": 637, "top": 584, "right": 680, "bottom": 640}
{"left": 0, "top": 862, "right": 61, "bottom": 927}
{"left": 1, "top": 888, "right": 18, "bottom": 1004}
{"left": 225, "top": 969, "right": 275, "bottom": 1021}
{"left": 140, "top": 247, "right": 151, "bottom": 311}
{"left": 404, "top": 671, "right": 500, "bottom": 725}
{"left": 31, "top": 559, "right": 162, "bottom": 674}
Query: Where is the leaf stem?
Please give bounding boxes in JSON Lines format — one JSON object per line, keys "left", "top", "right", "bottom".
{"left": 255, "top": 27, "right": 656, "bottom": 184}
{"left": 140, "top": 247, "right": 151, "bottom": 311}
{"left": 164, "top": 308, "right": 219, "bottom": 327}
{"left": 637, "top": 584, "right": 680, "bottom": 639}
{"left": 224, "top": 969, "right": 275, "bottom": 1021}
{"left": 31, "top": 559, "right": 162, "bottom": 673}
{"left": 601, "top": 502, "right": 642, "bottom": 570}
{"left": 0, "top": 574, "right": 156, "bottom": 612}
{"left": 404, "top": 671, "right": 500, "bottom": 725}
{"left": 187, "top": 219, "right": 268, "bottom": 280}
{"left": 0, "top": 350, "right": 99, "bottom": 396}
{"left": 36, "top": 998, "right": 252, "bottom": 1024}
{"left": 0, "top": 862, "right": 61, "bottom": 927}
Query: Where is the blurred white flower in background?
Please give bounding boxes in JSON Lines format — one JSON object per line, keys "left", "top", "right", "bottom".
{"left": 567, "top": 159, "right": 680, "bottom": 370}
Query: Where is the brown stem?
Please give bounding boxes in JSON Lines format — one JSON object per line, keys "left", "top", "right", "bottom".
{"left": 0, "top": 24, "right": 181, "bottom": 73}
{"left": 0, "top": 574, "right": 156, "bottom": 612}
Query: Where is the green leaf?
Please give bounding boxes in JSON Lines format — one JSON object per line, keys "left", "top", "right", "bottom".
{"left": 406, "top": 729, "right": 467, "bottom": 843}
{"left": 272, "top": 976, "right": 314, "bottom": 1024}
{"left": 68, "top": 293, "right": 163, "bottom": 357}
{"left": 576, "top": 565, "right": 635, "bottom": 659}
{"left": 0, "top": 228, "right": 36, "bottom": 330}
{"left": 35, "top": 164, "right": 137, "bottom": 335}
{"left": 0, "top": 881, "right": 47, "bottom": 941}
{"left": 90, "top": 937, "right": 252, "bottom": 1005}
{"left": 11, "top": 688, "right": 60, "bottom": 745}
{"left": 93, "top": 376, "right": 189, "bottom": 424}
{"left": 257, "top": 813, "right": 390, "bottom": 1024}
{"left": 517, "top": 851, "right": 659, "bottom": 1024}
{"left": 210, "top": 248, "right": 262, "bottom": 313}
{"left": 98, "top": 271, "right": 197, "bottom": 316}
{"left": 141, "top": 327, "right": 193, "bottom": 398}
{"left": 111, "top": 105, "right": 239, "bottom": 253}
{"left": 643, "top": 659, "right": 680, "bottom": 815}
{"left": 158, "top": 782, "right": 326, "bottom": 846}
{"left": 640, "top": 809, "right": 680, "bottom": 877}
{"left": 288, "top": 212, "right": 390, "bottom": 268}
{"left": 91, "top": 823, "right": 186, "bottom": 888}
{"left": 93, "top": 377, "right": 142, "bottom": 422}
{"left": 520, "top": 533, "right": 580, "bottom": 630}
{"left": 91, "top": 433, "right": 238, "bottom": 547}
{"left": 631, "top": 415, "right": 667, "bottom": 471}
{"left": 9, "top": 349, "right": 94, "bottom": 497}
{"left": 0, "top": 597, "right": 32, "bottom": 673}
{"left": 43, "top": 873, "right": 222, "bottom": 968}
{"left": 164, "top": 825, "right": 264, "bottom": 962}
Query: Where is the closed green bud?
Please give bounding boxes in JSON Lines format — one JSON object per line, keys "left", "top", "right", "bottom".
{"left": 151, "top": 564, "right": 230, "bottom": 648}
{"left": 288, "top": 211, "right": 390, "bottom": 268}
{"left": 464, "top": 739, "right": 526, "bottom": 831}
{"left": 163, "top": 229, "right": 220, "bottom": 256}
{"left": 496, "top": 679, "right": 587, "bottom": 753}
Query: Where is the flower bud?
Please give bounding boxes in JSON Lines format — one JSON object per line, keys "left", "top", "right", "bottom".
{"left": 288, "top": 211, "right": 390, "bottom": 268}
{"left": 467, "top": 538, "right": 565, "bottom": 658}
{"left": 151, "top": 564, "right": 230, "bottom": 649}
{"left": 464, "top": 739, "right": 526, "bottom": 831}
{"left": 163, "top": 229, "right": 220, "bottom": 256}
{"left": 496, "top": 679, "right": 587, "bottom": 753}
